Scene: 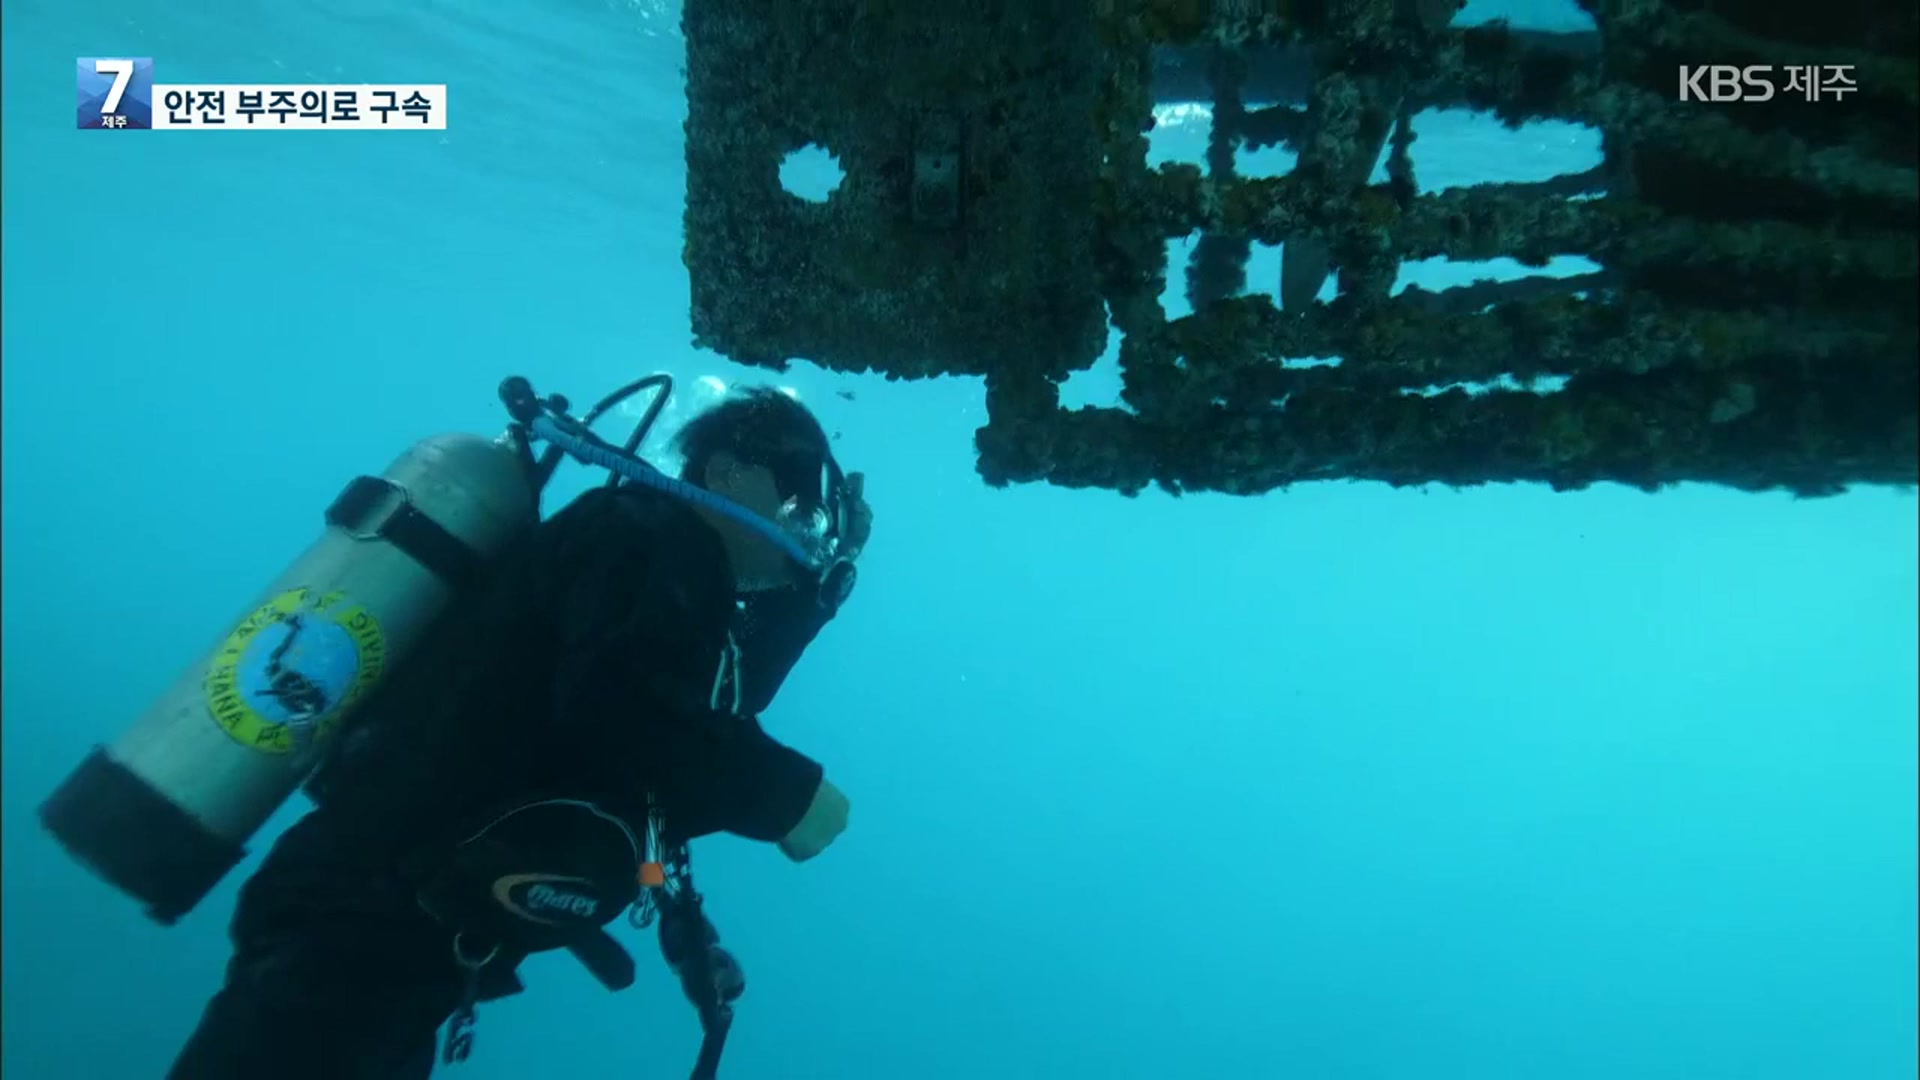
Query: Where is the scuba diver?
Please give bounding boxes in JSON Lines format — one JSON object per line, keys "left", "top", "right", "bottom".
{"left": 163, "top": 383, "right": 872, "bottom": 1080}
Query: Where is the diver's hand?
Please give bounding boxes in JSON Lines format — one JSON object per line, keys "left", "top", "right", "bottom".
{"left": 778, "top": 777, "right": 848, "bottom": 862}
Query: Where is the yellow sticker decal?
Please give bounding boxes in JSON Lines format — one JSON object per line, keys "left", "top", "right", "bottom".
{"left": 203, "top": 587, "right": 387, "bottom": 755}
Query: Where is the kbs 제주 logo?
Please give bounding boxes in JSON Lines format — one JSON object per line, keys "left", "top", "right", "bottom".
{"left": 76, "top": 56, "right": 449, "bottom": 130}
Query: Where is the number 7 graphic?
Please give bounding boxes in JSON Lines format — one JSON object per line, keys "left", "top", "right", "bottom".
{"left": 95, "top": 59, "right": 134, "bottom": 112}
{"left": 76, "top": 57, "right": 153, "bottom": 129}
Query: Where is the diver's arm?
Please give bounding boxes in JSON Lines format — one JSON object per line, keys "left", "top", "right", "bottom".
{"left": 666, "top": 712, "right": 825, "bottom": 843}
{"left": 536, "top": 486, "right": 827, "bottom": 844}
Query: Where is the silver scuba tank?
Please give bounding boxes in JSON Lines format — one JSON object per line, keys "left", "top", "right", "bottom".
{"left": 38, "top": 432, "right": 538, "bottom": 924}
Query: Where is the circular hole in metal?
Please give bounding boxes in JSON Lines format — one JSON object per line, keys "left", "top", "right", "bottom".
{"left": 779, "top": 144, "right": 845, "bottom": 203}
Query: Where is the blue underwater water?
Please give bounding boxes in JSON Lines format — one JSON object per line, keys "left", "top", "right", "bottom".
{"left": 3, "top": 1, "right": 1916, "bottom": 1078}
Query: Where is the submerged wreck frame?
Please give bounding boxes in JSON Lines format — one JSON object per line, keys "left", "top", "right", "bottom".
{"left": 681, "top": 0, "right": 1918, "bottom": 497}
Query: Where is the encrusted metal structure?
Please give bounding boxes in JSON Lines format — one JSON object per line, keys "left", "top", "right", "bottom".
{"left": 682, "top": 0, "right": 1917, "bottom": 496}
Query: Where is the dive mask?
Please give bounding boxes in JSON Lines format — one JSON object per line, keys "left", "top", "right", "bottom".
{"left": 772, "top": 459, "right": 869, "bottom": 615}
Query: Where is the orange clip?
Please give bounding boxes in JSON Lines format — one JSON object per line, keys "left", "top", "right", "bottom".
{"left": 638, "top": 862, "right": 667, "bottom": 888}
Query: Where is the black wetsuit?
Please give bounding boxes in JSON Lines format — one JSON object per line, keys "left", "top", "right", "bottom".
{"left": 166, "top": 484, "right": 833, "bottom": 1080}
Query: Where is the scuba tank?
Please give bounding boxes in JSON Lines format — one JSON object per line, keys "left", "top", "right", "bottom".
{"left": 37, "top": 374, "right": 675, "bottom": 926}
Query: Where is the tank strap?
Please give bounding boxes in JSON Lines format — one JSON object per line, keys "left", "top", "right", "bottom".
{"left": 327, "top": 475, "right": 485, "bottom": 589}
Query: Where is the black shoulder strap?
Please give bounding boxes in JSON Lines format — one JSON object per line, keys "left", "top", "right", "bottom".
{"left": 327, "top": 475, "right": 486, "bottom": 589}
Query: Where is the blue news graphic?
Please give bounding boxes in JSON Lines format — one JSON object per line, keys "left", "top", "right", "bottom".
{"left": 76, "top": 57, "right": 154, "bottom": 129}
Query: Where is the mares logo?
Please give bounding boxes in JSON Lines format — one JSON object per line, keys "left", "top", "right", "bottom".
{"left": 492, "top": 873, "right": 603, "bottom": 925}
{"left": 528, "top": 884, "right": 598, "bottom": 918}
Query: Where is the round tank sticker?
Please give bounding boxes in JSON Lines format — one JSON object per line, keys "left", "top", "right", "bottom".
{"left": 203, "top": 587, "right": 387, "bottom": 755}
